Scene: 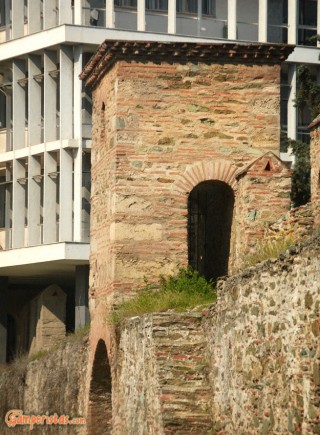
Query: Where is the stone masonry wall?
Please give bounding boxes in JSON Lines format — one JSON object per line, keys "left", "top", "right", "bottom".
{"left": 0, "top": 333, "right": 89, "bottom": 434}
{"left": 310, "top": 119, "right": 320, "bottom": 228}
{"left": 205, "top": 238, "right": 320, "bottom": 434}
{"left": 112, "top": 239, "right": 320, "bottom": 434}
{"left": 113, "top": 313, "right": 212, "bottom": 434}
{"left": 90, "top": 59, "right": 286, "bottom": 307}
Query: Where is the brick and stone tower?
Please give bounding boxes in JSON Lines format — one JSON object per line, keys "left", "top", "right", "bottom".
{"left": 80, "top": 43, "right": 293, "bottom": 426}
{"left": 81, "top": 40, "right": 292, "bottom": 305}
{"left": 309, "top": 115, "right": 320, "bottom": 228}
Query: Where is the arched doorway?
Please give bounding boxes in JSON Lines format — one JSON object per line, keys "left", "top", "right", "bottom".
{"left": 188, "top": 180, "right": 234, "bottom": 281}
{"left": 88, "top": 339, "right": 112, "bottom": 434}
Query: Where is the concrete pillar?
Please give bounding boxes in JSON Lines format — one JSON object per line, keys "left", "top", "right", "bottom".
{"left": 75, "top": 265, "right": 90, "bottom": 330}
{"left": 44, "top": 50, "right": 58, "bottom": 143}
{"left": 137, "top": 0, "right": 145, "bottom": 31}
{"left": 106, "top": 0, "right": 115, "bottom": 28}
{"left": 28, "top": 0, "right": 41, "bottom": 34}
{"left": 12, "top": 159, "right": 26, "bottom": 248}
{"left": 59, "top": 148, "right": 73, "bottom": 242}
{"left": 74, "top": 148, "right": 83, "bottom": 242}
{"left": 74, "top": 46, "right": 82, "bottom": 141}
{"left": 28, "top": 156, "right": 42, "bottom": 246}
{"left": 288, "top": 0, "right": 298, "bottom": 45}
{"left": 12, "top": 0, "right": 24, "bottom": 39}
{"left": 43, "top": 0, "right": 57, "bottom": 29}
{"left": 28, "top": 55, "right": 42, "bottom": 146}
{"left": 318, "top": 0, "right": 320, "bottom": 48}
{"left": 5, "top": 0, "right": 10, "bottom": 40}
{"left": 58, "top": 0, "right": 73, "bottom": 24}
{"left": 60, "top": 46, "right": 73, "bottom": 140}
{"left": 168, "top": 0, "right": 176, "bottom": 34}
{"left": 0, "top": 277, "right": 8, "bottom": 364}
{"left": 288, "top": 63, "right": 297, "bottom": 141}
{"left": 13, "top": 59, "right": 26, "bottom": 150}
{"left": 43, "top": 151, "right": 58, "bottom": 243}
{"left": 74, "top": 0, "right": 82, "bottom": 24}
{"left": 228, "top": 0, "right": 237, "bottom": 40}
{"left": 258, "top": 0, "right": 268, "bottom": 42}
{"left": 197, "top": 0, "right": 202, "bottom": 37}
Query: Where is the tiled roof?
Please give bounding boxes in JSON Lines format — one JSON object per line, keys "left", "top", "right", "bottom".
{"left": 80, "top": 40, "right": 295, "bottom": 90}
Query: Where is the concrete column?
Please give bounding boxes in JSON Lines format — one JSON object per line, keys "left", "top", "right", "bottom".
{"left": 75, "top": 265, "right": 89, "bottom": 331}
{"left": 106, "top": 0, "right": 115, "bottom": 28}
{"left": 318, "top": 0, "right": 320, "bottom": 47}
{"left": 197, "top": 0, "right": 202, "bottom": 37}
{"left": 28, "top": 156, "right": 42, "bottom": 246}
{"left": 228, "top": 0, "right": 237, "bottom": 40}
{"left": 73, "top": 46, "right": 82, "bottom": 141}
{"left": 288, "top": 63, "right": 297, "bottom": 141}
{"left": 5, "top": 0, "right": 10, "bottom": 40}
{"left": 58, "top": 0, "right": 73, "bottom": 24}
{"left": 43, "top": 0, "right": 57, "bottom": 29}
{"left": 168, "top": 0, "right": 176, "bottom": 34}
{"left": 12, "top": 0, "right": 24, "bottom": 39}
{"left": 74, "top": 148, "right": 83, "bottom": 242}
{"left": 258, "top": 0, "right": 268, "bottom": 42}
{"left": 74, "top": 0, "right": 82, "bottom": 24}
{"left": 43, "top": 151, "right": 58, "bottom": 243}
{"left": 137, "top": 0, "right": 146, "bottom": 31}
{"left": 12, "top": 159, "right": 26, "bottom": 248}
{"left": 44, "top": 50, "right": 58, "bottom": 143}
{"left": 28, "top": 55, "right": 42, "bottom": 146}
{"left": 28, "top": 0, "right": 41, "bottom": 34}
{"left": 0, "top": 277, "right": 8, "bottom": 364}
{"left": 5, "top": 90, "right": 12, "bottom": 152}
{"left": 13, "top": 59, "right": 26, "bottom": 150}
{"left": 60, "top": 46, "right": 73, "bottom": 140}
{"left": 59, "top": 148, "right": 73, "bottom": 242}
{"left": 288, "top": 0, "right": 298, "bottom": 44}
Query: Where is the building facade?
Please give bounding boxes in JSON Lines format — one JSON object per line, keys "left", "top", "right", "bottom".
{"left": 0, "top": 0, "right": 319, "bottom": 363}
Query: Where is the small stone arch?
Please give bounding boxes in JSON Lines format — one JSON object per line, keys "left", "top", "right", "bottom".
{"left": 172, "top": 160, "right": 238, "bottom": 195}
{"left": 88, "top": 339, "right": 112, "bottom": 434}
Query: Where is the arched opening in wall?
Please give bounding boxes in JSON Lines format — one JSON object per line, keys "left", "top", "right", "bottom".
{"left": 88, "top": 339, "right": 112, "bottom": 434}
{"left": 188, "top": 180, "right": 234, "bottom": 282}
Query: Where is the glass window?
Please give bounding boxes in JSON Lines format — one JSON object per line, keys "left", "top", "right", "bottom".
{"left": 298, "top": 0, "right": 317, "bottom": 46}
{"left": 146, "top": 0, "right": 168, "bottom": 11}
{"left": 299, "top": 0, "right": 317, "bottom": 26}
{"left": 115, "top": 0, "right": 137, "bottom": 7}
{"left": 176, "top": 0, "right": 215, "bottom": 16}
{"left": 267, "top": 0, "right": 288, "bottom": 43}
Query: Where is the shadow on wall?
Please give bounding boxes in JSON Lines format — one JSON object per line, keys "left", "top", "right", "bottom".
{"left": 87, "top": 339, "right": 112, "bottom": 434}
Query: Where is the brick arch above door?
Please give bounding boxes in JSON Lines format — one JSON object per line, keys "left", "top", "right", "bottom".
{"left": 172, "top": 160, "right": 239, "bottom": 195}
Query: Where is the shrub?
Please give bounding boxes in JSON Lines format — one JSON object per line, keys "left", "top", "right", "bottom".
{"left": 111, "top": 268, "right": 216, "bottom": 326}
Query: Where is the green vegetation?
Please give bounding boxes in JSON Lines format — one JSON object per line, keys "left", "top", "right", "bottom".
{"left": 111, "top": 268, "right": 216, "bottom": 326}
{"left": 244, "top": 223, "right": 299, "bottom": 267}
{"left": 296, "top": 65, "right": 320, "bottom": 120}
{"left": 281, "top": 133, "right": 311, "bottom": 207}
{"left": 285, "top": 64, "right": 320, "bottom": 207}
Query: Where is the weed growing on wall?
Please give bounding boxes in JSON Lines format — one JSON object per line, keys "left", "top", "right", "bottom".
{"left": 244, "top": 221, "right": 299, "bottom": 267}
{"left": 111, "top": 268, "right": 216, "bottom": 326}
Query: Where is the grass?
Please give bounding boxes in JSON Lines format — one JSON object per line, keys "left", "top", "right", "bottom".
{"left": 244, "top": 222, "right": 299, "bottom": 267}
{"left": 111, "top": 267, "right": 216, "bottom": 326}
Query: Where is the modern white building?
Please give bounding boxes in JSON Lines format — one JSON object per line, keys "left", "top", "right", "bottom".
{"left": 0, "top": 0, "right": 319, "bottom": 363}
